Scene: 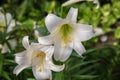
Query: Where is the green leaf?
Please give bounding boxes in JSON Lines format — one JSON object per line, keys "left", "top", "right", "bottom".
{"left": 115, "top": 27, "right": 120, "bottom": 39}
{"left": 0, "top": 54, "right": 4, "bottom": 73}
{"left": 27, "top": 78, "right": 35, "bottom": 80}
{"left": 78, "top": 63, "right": 99, "bottom": 74}
{"left": 68, "top": 60, "right": 99, "bottom": 71}
{"left": 72, "top": 75, "right": 98, "bottom": 79}
{"left": 2, "top": 71, "right": 11, "bottom": 80}
{"left": 54, "top": 71, "right": 64, "bottom": 80}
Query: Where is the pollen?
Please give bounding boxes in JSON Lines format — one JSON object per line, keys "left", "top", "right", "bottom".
{"left": 35, "top": 51, "right": 46, "bottom": 72}
{"left": 59, "top": 24, "right": 74, "bottom": 47}
{"left": 36, "top": 52, "right": 46, "bottom": 57}
{"left": 62, "top": 36, "right": 72, "bottom": 48}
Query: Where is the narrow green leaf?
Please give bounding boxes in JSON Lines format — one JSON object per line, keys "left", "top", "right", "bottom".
{"left": 68, "top": 60, "right": 99, "bottom": 71}
{"left": 72, "top": 75, "right": 98, "bottom": 79}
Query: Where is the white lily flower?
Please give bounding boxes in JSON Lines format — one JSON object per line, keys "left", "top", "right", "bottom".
{"left": 1, "top": 39, "right": 17, "bottom": 53}
{"left": 0, "top": 12, "right": 13, "bottom": 31}
{"left": 62, "top": 0, "right": 100, "bottom": 9}
{"left": 38, "top": 7, "right": 94, "bottom": 62}
{"left": 0, "top": 11, "right": 18, "bottom": 53}
{"left": 13, "top": 36, "right": 65, "bottom": 80}
{"left": 0, "top": 12, "right": 6, "bottom": 27}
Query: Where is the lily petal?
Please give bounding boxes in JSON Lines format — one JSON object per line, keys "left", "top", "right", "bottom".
{"left": 73, "top": 41, "right": 86, "bottom": 56}
{"left": 45, "top": 14, "right": 63, "bottom": 33}
{"left": 8, "top": 39, "right": 17, "bottom": 49}
{"left": 38, "top": 35, "right": 53, "bottom": 45}
{"left": 66, "top": 7, "right": 78, "bottom": 23}
{"left": 22, "top": 36, "right": 30, "bottom": 49}
{"left": 75, "top": 23, "right": 94, "bottom": 41}
{"left": 41, "top": 46, "right": 54, "bottom": 59}
{"left": 6, "top": 13, "right": 12, "bottom": 25}
{"left": 48, "top": 61, "right": 65, "bottom": 72}
{"left": 46, "top": 46, "right": 54, "bottom": 59}
{"left": 13, "top": 64, "right": 29, "bottom": 75}
{"left": 62, "top": 0, "right": 83, "bottom": 7}
{"left": 7, "top": 20, "right": 15, "bottom": 32}
{"left": 54, "top": 41, "right": 72, "bottom": 62}
{"left": 1, "top": 43, "right": 10, "bottom": 53}
{"left": 60, "top": 42, "right": 73, "bottom": 61}
{"left": 15, "top": 51, "right": 26, "bottom": 56}
{"left": 32, "top": 66, "right": 52, "bottom": 80}
{"left": 15, "top": 51, "right": 26, "bottom": 64}
{"left": 0, "top": 12, "right": 5, "bottom": 26}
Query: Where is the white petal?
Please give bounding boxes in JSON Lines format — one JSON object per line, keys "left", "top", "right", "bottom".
{"left": 13, "top": 64, "right": 29, "bottom": 75}
{"left": 22, "top": 36, "right": 30, "bottom": 49}
{"left": 38, "top": 35, "right": 53, "bottom": 45}
{"left": 45, "top": 14, "right": 63, "bottom": 33}
{"left": 15, "top": 51, "right": 26, "bottom": 56}
{"left": 75, "top": 23, "right": 94, "bottom": 41}
{"left": 66, "top": 7, "right": 78, "bottom": 23}
{"left": 46, "top": 46, "right": 54, "bottom": 59}
{"left": 15, "top": 57, "right": 25, "bottom": 65}
{"left": 73, "top": 41, "right": 86, "bottom": 56}
{"left": 48, "top": 61, "right": 65, "bottom": 72}
{"left": 60, "top": 42, "right": 73, "bottom": 61}
{"left": 40, "top": 46, "right": 54, "bottom": 59}
{"left": 62, "top": 0, "right": 83, "bottom": 6}
{"left": 8, "top": 39, "right": 17, "bottom": 49}
{"left": 6, "top": 13, "right": 12, "bottom": 25}
{"left": 1, "top": 43, "right": 10, "bottom": 53}
{"left": 15, "top": 51, "right": 26, "bottom": 64}
{"left": 54, "top": 41, "right": 72, "bottom": 62}
{"left": 7, "top": 20, "right": 15, "bottom": 32}
{"left": 0, "top": 12, "right": 5, "bottom": 26}
{"left": 32, "top": 66, "right": 52, "bottom": 80}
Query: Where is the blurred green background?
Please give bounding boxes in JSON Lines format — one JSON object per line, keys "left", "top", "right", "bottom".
{"left": 0, "top": 0, "right": 120, "bottom": 80}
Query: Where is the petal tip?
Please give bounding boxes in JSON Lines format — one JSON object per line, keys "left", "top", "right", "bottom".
{"left": 22, "top": 36, "right": 30, "bottom": 49}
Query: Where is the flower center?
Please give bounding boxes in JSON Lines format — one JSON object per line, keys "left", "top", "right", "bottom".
{"left": 36, "top": 52, "right": 46, "bottom": 58}
{"left": 34, "top": 51, "right": 46, "bottom": 72}
{"left": 59, "top": 24, "right": 74, "bottom": 47}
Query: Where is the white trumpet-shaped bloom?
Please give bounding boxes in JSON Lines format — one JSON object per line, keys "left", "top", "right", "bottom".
{"left": 0, "top": 11, "right": 17, "bottom": 54}
{"left": 13, "top": 36, "right": 65, "bottom": 80}
{"left": 62, "top": 0, "right": 100, "bottom": 9}
{"left": 38, "top": 7, "right": 94, "bottom": 62}
{"left": 0, "top": 11, "right": 15, "bottom": 32}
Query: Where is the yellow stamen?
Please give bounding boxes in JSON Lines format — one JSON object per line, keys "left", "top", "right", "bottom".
{"left": 62, "top": 36, "right": 72, "bottom": 48}
{"left": 36, "top": 52, "right": 46, "bottom": 57}
{"left": 59, "top": 24, "right": 74, "bottom": 47}
{"left": 35, "top": 51, "right": 46, "bottom": 72}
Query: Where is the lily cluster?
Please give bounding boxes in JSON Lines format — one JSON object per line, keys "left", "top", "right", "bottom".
{"left": 0, "top": 11, "right": 17, "bottom": 53}
{"left": 14, "top": 7, "right": 94, "bottom": 80}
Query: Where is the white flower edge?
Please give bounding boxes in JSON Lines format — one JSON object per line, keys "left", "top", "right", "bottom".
{"left": 62, "top": 0, "right": 100, "bottom": 9}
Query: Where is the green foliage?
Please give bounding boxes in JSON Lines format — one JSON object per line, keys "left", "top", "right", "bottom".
{"left": 0, "top": 0, "right": 120, "bottom": 80}
{"left": 115, "top": 27, "right": 120, "bottom": 39}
